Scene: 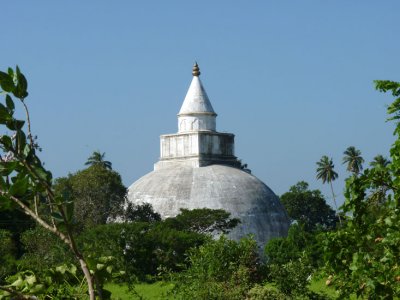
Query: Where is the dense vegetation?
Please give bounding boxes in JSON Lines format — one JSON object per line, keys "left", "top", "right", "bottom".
{"left": 0, "top": 68, "right": 399, "bottom": 299}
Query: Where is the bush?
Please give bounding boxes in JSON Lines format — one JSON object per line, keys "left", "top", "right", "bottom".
{"left": 0, "top": 265, "right": 87, "bottom": 299}
{"left": 78, "top": 222, "right": 206, "bottom": 281}
{"left": 171, "top": 236, "right": 262, "bottom": 300}
{"left": 246, "top": 284, "right": 286, "bottom": 300}
{"left": 268, "top": 256, "right": 312, "bottom": 297}
{"left": 0, "top": 229, "right": 17, "bottom": 283}
{"left": 18, "top": 227, "right": 73, "bottom": 274}
{"left": 265, "top": 223, "right": 323, "bottom": 268}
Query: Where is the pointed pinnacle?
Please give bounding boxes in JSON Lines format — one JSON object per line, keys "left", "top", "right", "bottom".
{"left": 192, "top": 62, "right": 201, "bottom": 76}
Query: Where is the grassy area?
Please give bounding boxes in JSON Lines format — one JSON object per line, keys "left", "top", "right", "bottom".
{"left": 105, "top": 282, "right": 174, "bottom": 300}
{"left": 309, "top": 278, "right": 339, "bottom": 299}
{"left": 106, "top": 279, "right": 339, "bottom": 299}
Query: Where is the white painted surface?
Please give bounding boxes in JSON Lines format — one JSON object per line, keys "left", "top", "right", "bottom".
{"left": 127, "top": 66, "right": 290, "bottom": 247}
{"left": 178, "top": 76, "right": 216, "bottom": 132}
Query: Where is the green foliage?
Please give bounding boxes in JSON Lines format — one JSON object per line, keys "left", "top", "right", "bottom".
{"left": 370, "top": 154, "right": 390, "bottom": 168}
{"left": 171, "top": 236, "right": 261, "bottom": 300}
{"left": 321, "top": 80, "right": 400, "bottom": 299}
{"left": 0, "top": 230, "right": 16, "bottom": 283}
{"left": 0, "top": 66, "right": 99, "bottom": 299}
{"left": 0, "top": 209, "right": 34, "bottom": 258}
{"left": 104, "top": 282, "right": 174, "bottom": 300}
{"left": 123, "top": 202, "right": 161, "bottom": 223}
{"left": 78, "top": 219, "right": 207, "bottom": 281}
{"left": 163, "top": 208, "right": 240, "bottom": 234}
{"left": 18, "top": 226, "right": 74, "bottom": 274}
{"left": 316, "top": 156, "right": 338, "bottom": 184}
{"left": 85, "top": 255, "right": 125, "bottom": 299}
{"left": 54, "top": 164, "right": 126, "bottom": 230}
{"left": 0, "top": 265, "right": 87, "bottom": 299}
{"left": 374, "top": 80, "right": 400, "bottom": 121}
{"left": 265, "top": 223, "right": 321, "bottom": 267}
{"left": 280, "top": 181, "right": 337, "bottom": 231}
{"left": 85, "top": 150, "right": 112, "bottom": 170}
{"left": 246, "top": 284, "right": 287, "bottom": 300}
{"left": 316, "top": 155, "right": 341, "bottom": 223}
{"left": 342, "top": 146, "right": 364, "bottom": 175}
{"left": 268, "top": 253, "right": 313, "bottom": 298}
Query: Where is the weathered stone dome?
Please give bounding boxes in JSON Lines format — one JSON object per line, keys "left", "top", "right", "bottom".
{"left": 127, "top": 64, "right": 289, "bottom": 247}
{"left": 128, "top": 164, "right": 289, "bottom": 247}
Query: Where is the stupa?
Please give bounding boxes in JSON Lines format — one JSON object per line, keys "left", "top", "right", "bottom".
{"left": 127, "top": 63, "right": 289, "bottom": 247}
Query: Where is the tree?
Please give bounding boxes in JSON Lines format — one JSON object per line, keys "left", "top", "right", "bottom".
{"left": 78, "top": 221, "right": 207, "bottom": 281}
{"left": 18, "top": 226, "right": 74, "bottom": 274}
{"left": 123, "top": 202, "right": 161, "bottom": 223}
{"left": 280, "top": 181, "right": 337, "bottom": 231}
{"left": 85, "top": 150, "right": 112, "bottom": 170}
{"left": 342, "top": 146, "right": 364, "bottom": 175}
{"left": 0, "top": 229, "right": 16, "bottom": 283}
{"left": 0, "top": 67, "right": 97, "bottom": 299}
{"left": 54, "top": 164, "right": 126, "bottom": 230}
{"left": 265, "top": 223, "right": 317, "bottom": 265}
{"left": 0, "top": 209, "right": 34, "bottom": 258}
{"left": 321, "top": 80, "right": 400, "bottom": 298}
{"left": 316, "top": 155, "right": 341, "bottom": 223}
{"left": 163, "top": 208, "right": 240, "bottom": 234}
{"left": 370, "top": 154, "right": 390, "bottom": 168}
{"left": 171, "top": 236, "right": 261, "bottom": 300}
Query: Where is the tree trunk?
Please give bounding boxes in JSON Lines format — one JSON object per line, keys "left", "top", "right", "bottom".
{"left": 4, "top": 192, "right": 97, "bottom": 300}
{"left": 330, "top": 181, "right": 342, "bottom": 225}
{"left": 78, "top": 257, "right": 96, "bottom": 300}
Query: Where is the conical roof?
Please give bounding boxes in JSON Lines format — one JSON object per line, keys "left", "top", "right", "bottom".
{"left": 178, "top": 63, "right": 216, "bottom": 116}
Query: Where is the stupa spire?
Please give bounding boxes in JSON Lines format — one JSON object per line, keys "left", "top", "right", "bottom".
{"left": 192, "top": 62, "right": 200, "bottom": 76}
{"left": 177, "top": 63, "right": 217, "bottom": 133}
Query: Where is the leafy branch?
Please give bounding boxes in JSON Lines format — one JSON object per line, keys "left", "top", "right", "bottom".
{"left": 0, "top": 67, "right": 97, "bottom": 299}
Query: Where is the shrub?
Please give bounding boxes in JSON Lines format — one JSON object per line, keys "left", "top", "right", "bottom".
{"left": 78, "top": 222, "right": 206, "bottom": 281}
{"left": 246, "top": 284, "right": 286, "bottom": 300}
{"left": 0, "top": 229, "right": 17, "bottom": 283}
{"left": 171, "top": 236, "right": 262, "bottom": 300}
{"left": 268, "top": 254, "right": 312, "bottom": 297}
{"left": 18, "top": 226, "right": 73, "bottom": 274}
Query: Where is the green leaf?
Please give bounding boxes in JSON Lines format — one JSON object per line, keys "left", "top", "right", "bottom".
{"left": 0, "top": 135, "right": 13, "bottom": 150}
{"left": 23, "top": 144, "right": 31, "bottom": 157}
{"left": 9, "top": 176, "right": 29, "bottom": 196}
{"left": 51, "top": 212, "right": 64, "bottom": 222}
{"left": 65, "top": 200, "right": 74, "bottom": 223}
{"left": 0, "top": 161, "right": 19, "bottom": 176}
{"left": 6, "top": 119, "right": 25, "bottom": 130}
{"left": 0, "top": 174, "right": 6, "bottom": 187}
{"left": 12, "top": 67, "right": 28, "bottom": 99}
{"left": 33, "top": 165, "right": 52, "bottom": 182}
{"left": 55, "top": 264, "right": 68, "bottom": 274}
{"left": 0, "top": 71, "right": 15, "bottom": 92}
{"left": 0, "top": 103, "right": 12, "bottom": 124}
{"left": 384, "top": 217, "right": 392, "bottom": 226}
{"left": 25, "top": 274, "right": 36, "bottom": 285}
{"left": 0, "top": 194, "right": 15, "bottom": 210}
{"left": 29, "top": 284, "right": 45, "bottom": 294}
{"left": 7, "top": 67, "right": 14, "bottom": 78}
{"left": 10, "top": 277, "right": 24, "bottom": 287}
{"left": 5, "top": 95, "right": 14, "bottom": 111}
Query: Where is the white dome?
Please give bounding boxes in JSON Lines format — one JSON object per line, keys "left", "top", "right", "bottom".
{"left": 128, "top": 164, "right": 289, "bottom": 247}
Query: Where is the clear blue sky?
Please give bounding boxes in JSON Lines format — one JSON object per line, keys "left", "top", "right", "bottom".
{"left": 2, "top": 1, "right": 399, "bottom": 208}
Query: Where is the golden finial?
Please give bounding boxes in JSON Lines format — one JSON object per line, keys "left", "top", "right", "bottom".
{"left": 192, "top": 62, "right": 201, "bottom": 76}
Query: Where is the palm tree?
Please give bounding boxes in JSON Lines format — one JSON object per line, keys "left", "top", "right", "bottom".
{"left": 369, "top": 155, "right": 391, "bottom": 205}
{"left": 342, "top": 146, "right": 364, "bottom": 175}
{"left": 85, "top": 150, "right": 112, "bottom": 170}
{"left": 316, "top": 155, "right": 341, "bottom": 224}
{"left": 370, "top": 154, "right": 390, "bottom": 168}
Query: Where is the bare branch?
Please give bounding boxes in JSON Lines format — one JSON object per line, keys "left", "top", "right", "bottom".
{"left": 20, "top": 99, "right": 35, "bottom": 147}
